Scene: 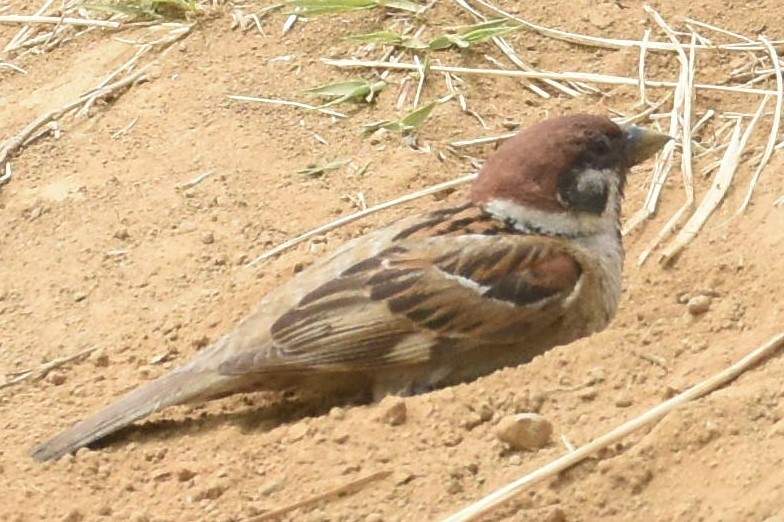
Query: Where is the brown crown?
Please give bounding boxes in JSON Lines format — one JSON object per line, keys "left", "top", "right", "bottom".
{"left": 470, "top": 114, "right": 625, "bottom": 211}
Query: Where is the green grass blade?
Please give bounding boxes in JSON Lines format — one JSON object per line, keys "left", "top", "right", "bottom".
{"left": 361, "top": 120, "right": 392, "bottom": 135}
{"left": 427, "top": 19, "right": 520, "bottom": 50}
{"left": 285, "top": 0, "right": 423, "bottom": 16}
{"left": 428, "top": 34, "right": 468, "bottom": 50}
{"left": 346, "top": 31, "right": 404, "bottom": 44}
{"left": 286, "top": 0, "right": 374, "bottom": 7}
{"left": 152, "top": 0, "right": 197, "bottom": 10}
{"left": 304, "top": 80, "right": 387, "bottom": 108}
{"left": 398, "top": 99, "right": 440, "bottom": 130}
{"left": 462, "top": 25, "right": 519, "bottom": 43}
{"left": 82, "top": 0, "right": 199, "bottom": 19}
{"left": 286, "top": 0, "right": 375, "bottom": 16}
{"left": 305, "top": 80, "right": 372, "bottom": 97}
{"left": 82, "top": 3, "right": 162, "bottom": 18}
{"left": 460, "top": 18, "right": 510, "bottom": 32}
{"left": 297, "top": 159, "right": 351, "bottom": 177}
{"left": 374, "top": 0, "right": 425, "bottom": 13}
{"left": 346, "top": 30, "right": 428, "bottom": 49}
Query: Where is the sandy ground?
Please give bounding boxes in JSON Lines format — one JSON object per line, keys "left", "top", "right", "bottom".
{"left": 1, "top": 0, "right": 784, "bottom": 520}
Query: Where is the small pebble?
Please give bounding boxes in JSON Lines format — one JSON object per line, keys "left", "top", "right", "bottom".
{"left": 60, "top": 509, "right": 84, "bottom": 522}
{"left": 369, "top": 128, "right": 389, "bottom": 145}
{"left": 201, "top": 232, "right": 215, "bottom": 245}
{"left": 476, "top": 402, "right": 494, "bottom": 422}
{"left": 179, "top": 221, "right": 198, "bottom": 234}
{"left": 494, "top": 413, "right": 553, "bottom": 450}
{"left": 393, "top": 471, "right": 416, "bottom": 486}
{"left": 687, "top": 295, "right": 712, "bottom": 315}
{"left": 375, "top": 396, "right": 407, "bottom": 426}
{"left": 192, "top": 335, "right": 210, "bottom": 349}
{"left": 329, "top": 406, "right": 346, "bottom": 420}
{"left": 91, "top": 350, "right": 110, "bottom": 368}
{"left": 541, "top": 506, "right": 567, "bottom": 522}
{"left": 47, "top": 372, "right": 66, "bottom": 386}
{"left": 442, "top": 431, "right": 463, "bottom": 447}
{"left": 342, "top": 464, "right": 361, "bottom": 475}
{"left": 194, "top": 481, "right": 227, "bottom": 501}
{"left": 464, "top": 402, "right": 495, "bottom": 429}
{"left": 446, "top": 477, "right": 463, "bottom": 494}
{"left": 177, "top": 468, "right": 197, "bottom": 482}
{"left": 245, "top": 502, "right": 271, "bottom": 517}
{"left": 152, "top": 469, "right": 172, "bottom": 482}
{"left": 258, "top": 478, "right": 284, "bottom": 496}
{"left": 287, "top": 422, "right": 310, "bottom": 442}
{"left": 28, "top": 206, "right": 44, "bottom": 220}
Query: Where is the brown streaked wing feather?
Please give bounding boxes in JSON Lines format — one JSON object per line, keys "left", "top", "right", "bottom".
{"left": 217, "top": 210, "right": 582, "bottom": 376}
{"left": 218, "top": 268, "right": 437, "bottom": 374}
{"left": 378, "top": 235, "right": 582, "bottom": 343}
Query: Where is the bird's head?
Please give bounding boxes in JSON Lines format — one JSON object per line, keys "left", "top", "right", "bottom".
{"left": 470, "top": 114, "right": 671, "bottom": 237}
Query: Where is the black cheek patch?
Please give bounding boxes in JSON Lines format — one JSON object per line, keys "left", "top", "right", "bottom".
{"left": 558, "top": 170, "right": 610, "bottom": 215}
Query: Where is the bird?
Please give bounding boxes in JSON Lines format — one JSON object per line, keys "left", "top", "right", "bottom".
{"left": 31, "top": 114, "right": 670, "bottom": 461}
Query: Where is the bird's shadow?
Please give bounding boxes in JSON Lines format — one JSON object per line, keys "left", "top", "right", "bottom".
{"left": 90, "top": 390, "right": 370, "bottom": 451}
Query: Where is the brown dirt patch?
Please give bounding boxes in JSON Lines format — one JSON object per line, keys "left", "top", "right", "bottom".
{"left": 2, "top": 1, "right": 784, "bottom": 521}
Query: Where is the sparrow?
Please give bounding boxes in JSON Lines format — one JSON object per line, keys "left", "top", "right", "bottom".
{"left": 31, "top": 114, "right": 670, "bottom": 461}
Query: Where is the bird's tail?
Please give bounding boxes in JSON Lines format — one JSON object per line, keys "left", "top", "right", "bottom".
{"left": 31, "top": 368, "right": 234, "bottom": 461}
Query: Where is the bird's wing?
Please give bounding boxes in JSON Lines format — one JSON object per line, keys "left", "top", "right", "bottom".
{"left": 217, "top": 231, "right": 583, "bottom": 375}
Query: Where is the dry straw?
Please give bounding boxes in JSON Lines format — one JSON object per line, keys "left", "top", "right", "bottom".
{"left": 227, "top": 94, "right": 348, "bottom": 118}
{"left": 247, "top": 174, "right": 478, "bottom": 266}
{"left": 324, "top": 58, "right": 781, "bottom": 97}
{"left": 0, "top": 346, "right": 98, "bottom": 391}
{"left": 0, "top": 14, "right": 120, "bottom": 27}
{"left": 633, "top": 8, "right": 697, "bottom": 263}
{"left": 246, "top": 470, "right": 392, "bottom": 521}
{"left": 467, "top": 0, "right": 783, "bottom": 52}
{"left": 0, "top": 66, "right": 152, "bottom": 188}
{"left": 659, "top": 97, "right": 769, "bottom": 264}
{"left": 452, "top": 0, "right": 581, "bottom": 98}
{"left": 738, "top": 37, "right": 783, "bottom": 213}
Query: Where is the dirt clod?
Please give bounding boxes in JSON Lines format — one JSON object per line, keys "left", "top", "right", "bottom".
{"left": 46, "top": 372, "right": 66, "bottom": 386}
{"left": 201, "top": 232, "right": 215, "bottom": 245}
{"left": 375, "top": 396, "right": 407, "bottom": 426}
{"left": 494, "top": 413, "right": 553, "bottom": 450}
{"left": 60, "top": 509, "right": 84, "bottom": 522}
{"left": 91, "top": 350, "right": 110, "bottom": 368}
{"left": 177, "top": 468, "right": 198, "bottom": 482}
{"left": 194, "top": 481, "right": 228, "bottom": 501}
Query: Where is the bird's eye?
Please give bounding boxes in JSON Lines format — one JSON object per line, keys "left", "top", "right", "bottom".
{"left": 589, "top": 135, "right": 611, "bottom": 156}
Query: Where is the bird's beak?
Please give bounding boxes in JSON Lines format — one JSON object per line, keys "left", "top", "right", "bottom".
{"left": 622, "top": 124, "right": 673, "bottom": 166}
